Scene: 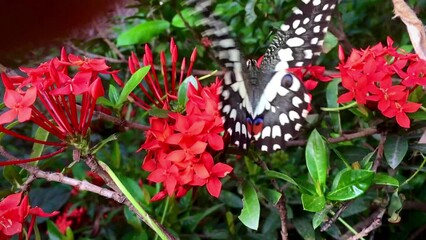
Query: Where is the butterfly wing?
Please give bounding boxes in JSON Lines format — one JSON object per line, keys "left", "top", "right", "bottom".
{"left": 260, "top": 0, "right": 338, "bottom": 71}
{"left": 185, "top": 0, "right": 252, "bottom": 150}
{"left": 254, "top": 0, "right": 337, "bottom": 152}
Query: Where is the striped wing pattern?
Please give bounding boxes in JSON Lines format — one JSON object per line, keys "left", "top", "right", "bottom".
{"left": 185, "top": 0, "right": 337, "bottom": 152}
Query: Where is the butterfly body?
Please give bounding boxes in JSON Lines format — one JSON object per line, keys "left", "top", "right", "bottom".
{"left": 185, "top": 0, "right": 337, "bottom": 152}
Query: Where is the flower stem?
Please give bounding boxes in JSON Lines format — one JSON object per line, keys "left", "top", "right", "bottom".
{"left": 400, "top": 154, "right": 426, "bottom": 187}
{"left": 98, "top": 161, "right": 172, "bottom": 240}
{"left": 330, "top": 210, "right": 365, "bottom": 240}
{"left": 321, "top": 101, "right": 358, "bottom": 111}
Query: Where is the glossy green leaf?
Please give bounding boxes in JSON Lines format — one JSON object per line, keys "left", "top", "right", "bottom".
{"left": 219, "top": 190, "right": 243, "bottom": 208}
{"left": 293, "top": 216, "right": 315, "bottom": 240}
{"left": 30, "top": 126, "right": 50, "bottom": 159}
{"left": 312, "top": 205, "right": 332, "bottom": 229}
{"left": 177, "top": 76, "right": 198, "bottom": 107}
{"left": 265, "top": 170, "right": 298, "bottom": 186}
{"left": 327, "top": 169, "right": 374, "bottom": 201}
{"left": 172, "top": 8, "right": 200, "bottom": 28}
{"left": 373, "top": 173, "right": 399, "bottom": 187}
{"left": 117, "top": 66, "right": 150, "bottom": 107}
{"left": 301, "top": 194, "right": 326, "bottom": 212}
{"left": 96, "top": 96, "right": 115, "bottom": 108}
{"left": 117, "top": 20, "right": 170, "bottom": 46}
{"left": 384, "top": 134, "right": 408, "bottom": 169}
{"left": 238, "top": 182, "right": 260, "bottom": 230}
{"left": 326, "top": 78, "right": 342, "bottom": 133}
{"left": 360, "top": 151, "right": 375, "bottom": 170}
{"left": 306, "top": 129, "right": 328, "bottom": 195}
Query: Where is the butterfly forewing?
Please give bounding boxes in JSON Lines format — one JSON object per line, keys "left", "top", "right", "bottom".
{"left": 260, "top": 0, "right": 338, "bottom": 71}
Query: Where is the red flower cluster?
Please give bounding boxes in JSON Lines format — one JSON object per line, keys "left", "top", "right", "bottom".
{"left": 0, "top": 192, "right": 58, "bottom": 239}
{"left": 54, "top": 203, "right": 87, "bottom": 234}
{"left": 337, "top": 37, "right": 423, "bottom": 128}
{"left": 0, "top": 49, "right": 110, "bottom": 165}
{"left": 141, "top": 80, "right": 232, "bottom": 201}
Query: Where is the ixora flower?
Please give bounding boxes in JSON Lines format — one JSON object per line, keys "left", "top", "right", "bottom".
{"left": 117, "top": 39, "right": 232, "bottom": 201}
{"left": 337, "top": 37, "right": 423, "bottom": 128}
{"left": 0, "top": 49, "right": 111, "bottom": 165}
{"left": 0, "top": 192, "right": 58, "bottom": 239}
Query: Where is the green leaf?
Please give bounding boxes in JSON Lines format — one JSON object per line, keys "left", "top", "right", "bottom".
{"left": 111, "top": 141, "right": 121, "bottom": 169}
{"left": 323, "top": 32, "right": 339, "bottom": 53}
{"left": 171, "top": 9, "right": 200, "bottom": 28}
{"left": 117, "top": 66, "right": 151, "bottom": 107}
{"left": 360, "top": 151, "right": 375, "bottom": 170}
{"left": 305, "top": 129, "right": 328, "bottom": 195}
{"left": 124, "top": 207, "right": 142, "bottom": 231}
{"left": 260, "top": 188, "right": 282, "bottom": 205}
{"left": 387, "top": 192, "right": 403, "bottom": 223}
{"left": 327, "top": 169, "right": 374, "bottom": 201}
{"left": 238, "top": 182, "right": 260, "bottom": 230}
{"left": 47, "top": 220, "right": 64, "bottom": 240}
{"left": 30, "top": 127, "right": 50, "bottom": 159}
{"left": 181, "top": 204, "right": 224, "bottom": 232}
{"left": 312, "top": 205, "right": 332, "bottom": 229}
{"left": 177, "top": 76, "right": 198, "bottom": 107}
{"left": 384, "top": 134, "right": 408, "bottom": 169}
{"left": 244, "top": 0, "right": 257, "bottom": 25}
{"left": 326, "top": 78, "right": 342, "bottom": 133}
{"left": 265, "top": 170, "right": 298, "bottom": 186}
{"left": 219, "top": 190, "right": 243, "bottom": 208}
{"left": 30, "top": 186, "right": 71, "bottom": 222}
{"left": 3, "top": 165, "right": 23, "bottom": 186}
{"left": 301, "top": 194, "right": 326, "bottom": 212}
{"left": 148, "top": 107, "right": 170, "bottom": 118}
{"left": 96, "top": 96, "right": 115, "bottom": 108}
{"left": 293, "top": 216, "right": 315, "bottom": 240}
{"left": 117, "top": 20, "right": 170, "bottom": 46}
{"left": 108, "top": 84, "right": 119, "bottom": 105}
{"left": 373, "top": 173, "right": 399, "bottom": 187}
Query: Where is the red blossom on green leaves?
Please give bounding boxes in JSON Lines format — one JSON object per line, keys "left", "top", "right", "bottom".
{"left": 337, "top": 37, "right": 424, "bottom": 128}
{"left": 0, "top": 48, "right": 112, "bottom": 165}
{"left": 0, "top": 192, "right": 58, "bottom": 239}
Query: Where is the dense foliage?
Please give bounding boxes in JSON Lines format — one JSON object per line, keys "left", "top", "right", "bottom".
{"left": 1, "top": 0, "right": 426, "bottom": 239}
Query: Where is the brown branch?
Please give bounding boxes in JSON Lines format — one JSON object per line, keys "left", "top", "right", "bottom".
{"left": 320, "top": 200, "right": 353, "bottom": 232}
{"left": 346, "top": 208, "right": 386, "bottom": 240}
{"left": 92, "top": 109, "right": 150, "bottom": 131}
{"left": 372, "top": 132, "right": 387, "bottom": 172}
{"left": 66, "top": 42, "right": 127, "bottom": 64}
{"left": 257, "top": 159, "right": 288, "bottom": 240}
{"left": 328, "top": 11, "right": 354, "bottom": 52}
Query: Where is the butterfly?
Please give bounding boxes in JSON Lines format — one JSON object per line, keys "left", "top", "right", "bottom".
{"left": 185, "top": 0, "right": 338, "bottom": 152}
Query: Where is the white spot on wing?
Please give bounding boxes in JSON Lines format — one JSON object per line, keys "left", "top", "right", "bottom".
{"left": 303, "top": 17, "right": 310, "bottom": 24}
{"left": 284, "top": 134, "right": 293, "bottom": 141}
{"left": 295, "top": 27, "right": 306, "bottom": 35}
{"left": 304, "top": 49, "right": 313, "bottom": 59}
{"left": 304, "top": 93, "right": 311, "bottom": 103}
{"left": 273, "top": 144, "right": 281, "bottom": 150}
{"left": 261, "top": 145, "right": 268, "bottom": 151}
{"left": 292, "top": 96, "right": 303, "bottom": 108}
{"left": 289, "top": 111, "right": 300, "bottom": 121}
{"left": 302, "top": 109, "right": 309, "bottom": 118}
{"left": 311, "top": 37, "right": 319, "bottom": 45}
{"left": 222, "top": 89, "right": 230, "bottom": 100}
{"left": 235, "top": 122, "right": 241, "bottom": 133}
{"left": 230, "top": 109, "right": 237, "bottom": 120}
{"left": 261, "top": 126, "right": 271, "bottom": 139}
{"left": 295, "top": 123, "right": 302, "bottom": 131}
{"left": 323, "top": 4, "right": 329, "bottom": 10}
{"left": 272, "top": 125, "right": 281, "bottom": 138}
{"left": 313, "top": 26, "right": 320, "bottom": 33}
{"left": 286, "top": 37, "right": 304, "bottom": 47}
{"left": 223, "top": 105, "right": 231, "bottom": 114}
{"left": 314, "top": 14, "right": 323, "bottom": 22}
{"left": 278, "top": 48, "right": 295, "bottom": 62}
{"left": 289, "top": 78, "right": 301, "bottom": 91}
{"left": 279, "top": 113, "right": 289, "bottom": 125}
{"left": 280, "top": 24, "right": 290, "bottom": 31}
{"left": 292, "top": 7, "right": 303, "bottom": 15}
{"left": 313, "top": 0, "right": 321, "bottom": 6}
{"left": 292, "top": 19, "right": 301, "bottom": 29}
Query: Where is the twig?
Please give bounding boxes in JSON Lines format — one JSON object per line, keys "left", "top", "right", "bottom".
{"left": 346, "top": 208, "right": 386, "bottom": 240}
{"left": 372, "top": 132, "right": 387, "bottom": 172}
{"left": 320, "top": 200, "right": 353, "bottom": 232}
{"left": 66, "top": 42, "right": 127, "bottom": 64}
{"left": 329, "top": 11, "right": 354, "bottom": 52}
{"left": 256, "top": 159, "right": 288, "bottom": 240}
{"left": 92, "top": 109, "right": 150, "bottom": 131}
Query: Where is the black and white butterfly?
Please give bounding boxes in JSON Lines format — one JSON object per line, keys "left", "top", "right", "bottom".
{"left": 185, "top": 0, "right": 338, "bottom": 152}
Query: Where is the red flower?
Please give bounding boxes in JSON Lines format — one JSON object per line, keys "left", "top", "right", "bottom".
{"left": 0, "top": 87, "right": 36, "bottom": 124}
{"left": 337, "top": 37, "right": 423, "bottom": 128}
{"left": 0, "top": 48, "right": 112, "bottom": 165}
{"left": 0, "top": 192, "right": 58, "bottom": 238}
{"left": 54, "top": 203, "right": 87, "bottom": 234}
